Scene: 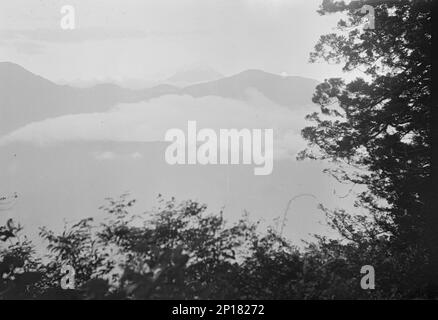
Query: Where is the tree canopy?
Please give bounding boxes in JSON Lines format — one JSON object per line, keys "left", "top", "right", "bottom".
{"left": 300, "top": 0, "right": 435, "bottom": 296}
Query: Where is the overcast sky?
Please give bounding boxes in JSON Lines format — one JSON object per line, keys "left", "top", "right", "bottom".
{"left": 0, "top": 0, "right": 348, "bottom": 84}
{"left": 0, "top": 0, "right": 367, "bottom": 245}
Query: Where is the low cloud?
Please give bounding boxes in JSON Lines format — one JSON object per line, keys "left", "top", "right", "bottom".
{"left": 0, "top": 90, "right": 317, "bottom": 160}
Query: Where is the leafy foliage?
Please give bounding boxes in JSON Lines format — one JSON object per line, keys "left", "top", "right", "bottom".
{"left": 300, "top": 0, "right": 435, "bottom": 297}
{"left": 0, "top": 193, "right": 432, "bottom": 299}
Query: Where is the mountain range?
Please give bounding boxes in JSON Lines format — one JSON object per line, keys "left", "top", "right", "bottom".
{"left": 0, "top": 62, "right": 319, "bottom": 135}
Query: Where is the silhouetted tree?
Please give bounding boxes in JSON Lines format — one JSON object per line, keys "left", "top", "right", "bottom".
{"left": 300, "top": 0, "right": 435, "bottom": 297}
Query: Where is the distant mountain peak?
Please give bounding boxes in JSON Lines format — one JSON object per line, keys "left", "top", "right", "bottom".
{"left": 0, "top": 61, "right": 56, "bottom": 88}
{"left": 235, "top": 69, "right": 269, "bottom": 75}
{"left": 0, "top": 61, "right": 29, "bottom": 76}
{"left": 231, "top": 69, "right": 317, "bottom": 82}
{"left": 0, "top": 61, "right": 39, "bottom": 76}
{"left": 166, "top": 66, "right": 223, "bottom": 85}
{"left": 182, "top": 69, "right": 319, "bottom": 108}
{"left": 0, "top": 61, "right": 23, "bottom": 69}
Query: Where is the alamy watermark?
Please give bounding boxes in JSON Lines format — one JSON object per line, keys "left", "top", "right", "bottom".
{"left": 164, "top": 121, "right": 274, "bottom": 176}
{"left": 60, "top": 264, "right": 76, "bottom": 290}
{"left": 58, "top": 264, "right": 375, "bottom": 291}
{"left": 60, "top": 5, "right": 76, "bottom": 30}
{"left": 360, "top": 265, "right": 375, "bottom": 290}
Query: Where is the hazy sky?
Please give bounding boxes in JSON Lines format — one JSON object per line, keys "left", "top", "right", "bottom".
{"left": 0, "top": 0, "right": 346, "bottom": 83}
{"left": 0, "top": 0, "right": 366, "bottom": 245}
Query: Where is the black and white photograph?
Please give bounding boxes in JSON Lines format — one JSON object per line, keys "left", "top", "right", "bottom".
{"left": 0, "top": 0, "right": 436, "bottom": 303}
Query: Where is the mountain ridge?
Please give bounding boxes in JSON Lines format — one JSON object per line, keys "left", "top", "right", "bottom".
{"left": 0, "top": 62, "right": 319, "bottom": 136}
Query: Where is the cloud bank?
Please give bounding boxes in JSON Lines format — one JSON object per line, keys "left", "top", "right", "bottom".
{"left": 0, "top": 90, "right": 316, "bottom": 160}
